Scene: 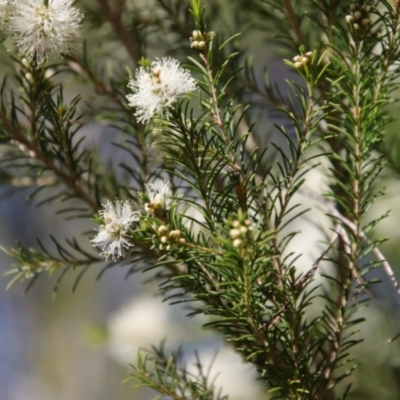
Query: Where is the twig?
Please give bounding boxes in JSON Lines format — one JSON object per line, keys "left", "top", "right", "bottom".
{"left": 96, "top": 0, "right": 141, "bottom": 64}
{"left": 300, "top": 187, "right": 400, "bottom": 297}
{"left": 299, "top": 223, "right": 340, "bottom": 286}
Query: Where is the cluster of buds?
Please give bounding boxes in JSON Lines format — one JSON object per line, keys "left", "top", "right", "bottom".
{"left": 293, "top": 51, "right": 313, "bottom": 69}
{"left": 153, "top": 224, "right": 186, "bottom": 251}
{"left": 229, "top": 218, "right": 253, "bottom": 249}
{"left": 190, "top": 30, "right": 215, "bottom": 50}
{"left": 345, "top": 4, "right": 370, "bottom": 30}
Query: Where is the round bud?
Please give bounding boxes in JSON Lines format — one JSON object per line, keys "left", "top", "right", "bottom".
{"left": 158, "top": 225, "right": 169, "bottom": 235}
{"left": 230, "top": 228, "right": 240, "bottom": 239}
{"left": 232, "top": 220, "right": 241, "bottom": 228}
{"left": 233, "top": 238, "right": 242, "bottom": 248}
{"left": 161, "top": 236, "right": 168, "bottom": 243}
{"left": 192, "top": 30, "right": 202, "bottom": 40}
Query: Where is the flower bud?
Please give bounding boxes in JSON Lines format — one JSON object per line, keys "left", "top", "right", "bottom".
{"left": 169, "top": 230, "right": 181, "bottom": 239}
{"left": 232, "top": 220, "right": 240, "bottom": 228}
{"left": 25, "top": 73, "right": 34, "bottom": 84}
{"left": 233, "top": 238, "right": 242, "bottom": 248}
{"left": 192, "top": 30, "right": 202, "bottom": 40}
{"left": 205, "top": 31, "right": 215, "bottom": 41}
{"left": 230, "top": 228, "right": 240, "bottom": 239}
{"left": 158, "top": 225, "right": 168, "bottom": 235}
{"left": 161, "top": 236, "right": 168, "bottom": 243}
{"left": 239, "top": 226, "right": 248, "bottom": 234}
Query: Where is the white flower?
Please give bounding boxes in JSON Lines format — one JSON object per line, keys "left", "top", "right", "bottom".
{"left": 185, "top": 346, "right": 266, "bottom": 400}
{"left": 126, "top": 58, "right": 197, "bottom": 123}
{"left": 7, "top": 0, "right": 83, "bottom": 65}
{"left": 144, "top": 179, "right": 173, "bottom": 213}
{"left": 91, "top": 200, "right": 139, "bottom": 260}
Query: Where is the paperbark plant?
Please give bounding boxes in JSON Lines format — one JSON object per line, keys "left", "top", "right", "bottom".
{"left": 1, "top": 0, "right": 400, "bottom": 399}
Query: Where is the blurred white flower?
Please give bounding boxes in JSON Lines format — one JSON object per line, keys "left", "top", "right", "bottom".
{"left": 108, "top": 294, "right": 206, "bottom": 364}
{"left": 91, "top": 200, "right": 139, "bottom": 260}
{"left": 185, "top": 346, "right": 266, "bottom": 400}
{"left": 7, "top": 0, "right": 83, "bottom": 65}
{"left": 126, "top": 57, "right": 197, "bottom": 123}
{"left": 108, "top": 291, "right": 266, "bottom": 399}
{"left": 107, "top": 284, "right": 266, "bottom": 400}
{"left": 144, "top": 179, "right": 173, "bottom": 213}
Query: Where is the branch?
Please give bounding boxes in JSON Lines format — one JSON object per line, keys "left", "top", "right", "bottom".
{"left": 96, "top": 0, "right": 142, "bottom": 64}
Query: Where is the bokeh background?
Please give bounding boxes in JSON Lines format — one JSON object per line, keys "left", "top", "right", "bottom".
{"left": 2, "top": 0, "right": 400, "bottom": 399}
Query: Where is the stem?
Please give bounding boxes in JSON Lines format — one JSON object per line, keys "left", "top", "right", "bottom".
{"left": 268, "top": 79, "right": 315, "bottom": 281}
{"left": 243, "top": 256, "right": 267, "bottom": 353}
{"left": 96, "top": 0, "right": 142, "bottom": 64}
{"left": 0, "top": 111, "right": 99, "bottom": 212}
{"left": 282, "top": 0, "right": 306, "bottom": 46}
{"left": 199, "top": 52, "right": 262, "bottom": 213}
{"left": 68, "top": 58, "right": 129, "bottom": 111}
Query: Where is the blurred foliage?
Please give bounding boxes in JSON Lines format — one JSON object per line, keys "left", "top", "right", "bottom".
{"left": 2, "top": 0, "right": 400, "bottom": 400}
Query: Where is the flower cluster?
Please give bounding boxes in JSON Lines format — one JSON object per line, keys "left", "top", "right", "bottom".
{"left": 293, "top": 51, "right": 313, "bottom": 69}
{"left": 92, "top": 180, "right": 183, "bottom": 259}
{"left": 153, "top": 225, "right": 186, "bottom": 251}
{"left": 345, "top": 4, "right": 370, "bottom": 30}
{"left": 126, "top": 58, "right": 197, "bottom": 123}
{"left": 143, "top": 179, "right": 173, "bottom": 220}
{"left": 91, "top": 200, "right": 139, "bottom": 260}
{"left": 6, "top": 0, "right": 83, "bottom": 65}
{"left": 229, "top": 217, "right": 253, "bottom": 249}
{"left": 190, "top": 30, "right": 215, "bottom": 50}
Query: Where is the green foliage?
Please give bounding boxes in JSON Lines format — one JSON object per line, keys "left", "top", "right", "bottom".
{"left": 1, "top": 0, "right": 400, "bottom": 399}
{"left": 3, "top": 237, "right": 101, "bottom": 292}
{"left": 126, "top": 344, "right": 228, "bottom": 400}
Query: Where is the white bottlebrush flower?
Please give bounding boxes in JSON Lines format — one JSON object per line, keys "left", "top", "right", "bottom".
{"left": 144, "top": 179, "right": 173, "bottom": 214}
{"left": 126, "top": 57, "right": 197, "bottom": 123}
{"left": 91, "top": 200, "right": 139, "bottom": 260}
{"left": 7, "top": 0, "right": 83, "bottom": 65}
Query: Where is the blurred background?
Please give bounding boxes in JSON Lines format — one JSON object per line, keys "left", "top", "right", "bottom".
{"left": 2, "top": 0, "right": 400, "bottom": 399}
